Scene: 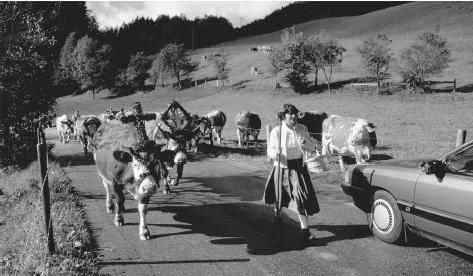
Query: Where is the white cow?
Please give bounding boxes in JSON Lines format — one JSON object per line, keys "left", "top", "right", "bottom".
{"left": 250, "top": 67, "right": 258, "bottom": 75}
{"left": 321, "top": 115, "right": 377, "bottom": 170}
{"left": 55, "top": 114, "right": 74, "bottom": 144}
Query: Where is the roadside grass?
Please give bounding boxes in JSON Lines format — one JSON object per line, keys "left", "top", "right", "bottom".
{"left": 0, "top": 162, "right": 98, "bottom": 275}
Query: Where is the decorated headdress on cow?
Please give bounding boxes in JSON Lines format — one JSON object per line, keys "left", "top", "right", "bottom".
{"left": 276, "top": 103, "right": 299, "bottom": 120}
{"left": 120, "top": 101, "right": 157, "bottom": 149}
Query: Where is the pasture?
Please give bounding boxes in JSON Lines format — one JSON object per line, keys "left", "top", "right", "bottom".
{"left": 56, "top": 1, "right": 473, "bottom": 164}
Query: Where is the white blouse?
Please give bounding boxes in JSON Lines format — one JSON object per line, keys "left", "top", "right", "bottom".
{"left": 267, "top": 122, "right": 316, "bottom": 168}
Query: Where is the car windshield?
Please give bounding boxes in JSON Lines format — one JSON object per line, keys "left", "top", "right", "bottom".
{"left": 446, "top": 143, "right": 473, "bottom": 176}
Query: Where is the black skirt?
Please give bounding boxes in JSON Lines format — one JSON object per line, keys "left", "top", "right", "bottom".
{"left": 263, "top": 158, "right": 320, "bottom": 216}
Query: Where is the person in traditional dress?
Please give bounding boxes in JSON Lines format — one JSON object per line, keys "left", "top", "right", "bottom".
{"left": 263, "top": 103, "right": 320, "bottom": 244}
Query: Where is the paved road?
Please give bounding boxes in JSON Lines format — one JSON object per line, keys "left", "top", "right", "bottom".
{"left": 48, "top": 130, "right": 473, "bottom": 276}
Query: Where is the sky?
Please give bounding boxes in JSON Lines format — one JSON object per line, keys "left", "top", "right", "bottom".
{"left": 86, "top": 1, "right": 293, "bottom": 30}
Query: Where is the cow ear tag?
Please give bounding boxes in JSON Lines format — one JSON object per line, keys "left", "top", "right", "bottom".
{"left": 113, "top": 151, "right": 133, "bottom": 163}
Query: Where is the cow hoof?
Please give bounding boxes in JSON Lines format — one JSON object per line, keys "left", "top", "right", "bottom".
{"left": 106, "top": 204, "right": 115, "bottom": 214}
{"left": 163, "top": 185, "right": 171, "bottom": 194}
{"left": 114, "top": 217, "right": 124, "bottom": 226}
{"left": 140, "top": 228, "right": 150, "bottom": 240}
{"left": 171, "top": 179, "right": 179, "bottom": 186}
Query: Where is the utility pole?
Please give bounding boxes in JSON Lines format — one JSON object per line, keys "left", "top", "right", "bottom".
{"left": 239, "top": 17, "right": 244, "bottom": 27}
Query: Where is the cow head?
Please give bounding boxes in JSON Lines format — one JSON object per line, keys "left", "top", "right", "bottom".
{"left": 347, "top": 120, "right": 376, "bottom": 146}
{"left": 190, "top": 115, "right": 211, "bottom": 136}
{"left": 166, "top": 130, "right": 189, "bottom": 164}
{"left": 235, "top": 111, "right": 250, "bottom": 127}
{"left": 112, "top": 141, "right": 162, "bottom": 198}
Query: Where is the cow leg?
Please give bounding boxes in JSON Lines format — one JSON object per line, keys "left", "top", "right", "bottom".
{"left": 102, "top": 179, "right": 115, "bottom": 213}
{"left": 338, "top": 155, "right": 345, "bottom": 171}
{"left": 171, "top": 163, "right": 183, "bottom": 186}
{"left": 112, "top": 183, "right": 125, "bottom": 226}
{"left": 83, "top": 137, "right": 88, "bottom": 154}
{"left": 217, "top": 129, "right": 223, "bottom": 144}
{"left": 138, "top": 202, "right": 151, "bottom": 240}
{"left": 354, "top": 147, "right": 364, "bottom": 164}
{"left": 237, "top": 129, "right": 242, "bottom": 147}
{"left": 163, "top": 163, "right": 172, "bottom": 194}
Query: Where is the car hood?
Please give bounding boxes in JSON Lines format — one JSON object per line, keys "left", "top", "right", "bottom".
{"left": 373, "top": 156, "right": 437, "bottom": 169}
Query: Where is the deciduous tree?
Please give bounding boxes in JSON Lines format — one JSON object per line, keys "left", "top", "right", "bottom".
{"left": 159, "top": 43, "right": 198, "bottom": 89}
{"left": 397, "top": 31, "right": 451, "bottom": 92}
{"left": 357, "top": 33, "right": 394, "bottom": 94}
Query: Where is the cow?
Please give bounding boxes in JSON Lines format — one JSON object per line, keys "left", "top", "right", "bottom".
{"left": 205, "top": 110, "right": 226, "bottom": 144}
{"left": 71, "top": 110, "right": 80, "bottom": 140}
{"left": 235, "top": 111, "right": 261, "bottom": 147}
{"left": 297, "top": 111, "right": 328, "bottom": 143}
{"left": 146, "top": 101, "right": 210, "bottom": 192}
{"left": 99, "top": 108, "right": 130, "bottom": 123}
{"left": 249, "top": 47, "right": 258, "bottom": 52}
{"left": 92, "top": 121, "right": 167, "bottom": 240}
{"left": 250, "top": 67, "right": 258, "bottom": 75}
{"left": 75, "top": 115, "right": 101, "bottom": 154}
{"left": 321, "top": 115, "right": 377, "bottom": 170}
{"left": 55, "top": 114, "right": 74, "bottom": 144}
{"left": 297, "top": 111, "right": 328, "bottom": 172}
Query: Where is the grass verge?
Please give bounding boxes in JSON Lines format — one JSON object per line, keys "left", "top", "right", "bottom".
{"left": 0, "top": 162, "right": 99, "bottom": 275}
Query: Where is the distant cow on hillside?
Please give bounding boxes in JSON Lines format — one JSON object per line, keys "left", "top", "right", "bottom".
{"left": 250, "top": 67, "right": 258, "bottom": 75}
{"left": 249, "top": 47, "right": 258, "bottom": 52}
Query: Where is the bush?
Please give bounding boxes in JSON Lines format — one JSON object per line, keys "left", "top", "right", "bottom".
{"left": 397, "top": 31, "right": 451, "bottom": 92}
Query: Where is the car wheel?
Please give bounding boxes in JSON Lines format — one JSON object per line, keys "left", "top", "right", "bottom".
{"left": 367, "top": 190, "right": 403, "bottom": 244}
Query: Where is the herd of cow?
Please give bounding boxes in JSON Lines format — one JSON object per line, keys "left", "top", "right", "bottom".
{"left": 53, "top": 101, "right": 376, "bottom": 240}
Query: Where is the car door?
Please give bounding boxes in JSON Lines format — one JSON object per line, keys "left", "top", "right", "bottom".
{"left": 414, "top": 144, "right": 473, "bottom": 249}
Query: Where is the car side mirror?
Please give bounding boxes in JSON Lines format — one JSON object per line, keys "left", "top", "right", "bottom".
{"left": 420, "top": 160, "right": 445, "bottom": 176}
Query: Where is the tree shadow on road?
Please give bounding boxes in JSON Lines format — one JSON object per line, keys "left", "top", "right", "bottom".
{"left": 50, "top": 152, "right": 95, "bottom": 167}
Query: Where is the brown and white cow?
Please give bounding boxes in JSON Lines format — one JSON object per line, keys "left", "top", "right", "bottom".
{"left": 321, "top": 115, "right": 377, "bottom": 170}
{"left": 205, "top": 110, "right": 226, "bottom": 144}
{"left": 55, "top": 114, "right": 74, "bottom": 144}
{"left": 75, "top": 115, "right": 101, "bottom": 154}
{"left": 92, "top": 121, "right": 166, "bottom": 240}
{"left": 235, "top": 111, "right": 261, "bottom": 147}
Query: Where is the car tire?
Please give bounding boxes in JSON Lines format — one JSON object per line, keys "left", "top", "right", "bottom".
{"left": 367, "top": 190, "right": 404, "bottom": 244}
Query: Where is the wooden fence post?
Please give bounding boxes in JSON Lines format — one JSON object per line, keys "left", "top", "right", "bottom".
{"left": 37, "top": 127, "right": 55, "bottom": 254}
{"left": 456, "top": 129, "right": 466, "bottom": 147}
{"left": 266, "top": 124, "right": 271, "bottom": 162}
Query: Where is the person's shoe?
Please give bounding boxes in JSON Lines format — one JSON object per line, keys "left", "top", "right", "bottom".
{"left": 301, "top": 228, "right": 316, "bottom": 244}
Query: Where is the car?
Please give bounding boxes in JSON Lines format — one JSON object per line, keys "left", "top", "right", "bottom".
{"left": 342, "top": 139, "right": 473, "bottom": 255}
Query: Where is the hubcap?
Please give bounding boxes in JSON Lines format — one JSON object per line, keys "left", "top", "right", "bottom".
{"left": 372, "top": 199, "right": 394, "bottom": 234}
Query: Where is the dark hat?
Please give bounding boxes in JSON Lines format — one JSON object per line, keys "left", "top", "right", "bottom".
{"left": 132, "top": 102, "right": 142, "bottom": 113}
{"left": 277, "top": 103, "right": 299, "bottom": 120}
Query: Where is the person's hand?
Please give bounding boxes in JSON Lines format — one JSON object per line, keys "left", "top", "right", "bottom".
{"left": 297, "top": 136, "right": 306, "bottom": 145}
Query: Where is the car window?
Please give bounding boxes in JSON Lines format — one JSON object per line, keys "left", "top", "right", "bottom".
{"left": 447, "top": 144, "right": 473, "bottom": 176}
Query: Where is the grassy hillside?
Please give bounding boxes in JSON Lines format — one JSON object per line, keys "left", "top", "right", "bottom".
{"left": 55, "top": 1, "right": 473, "bottom": 162}
{"left": 193, "top": 1, "right": 473, "bottom": 88}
